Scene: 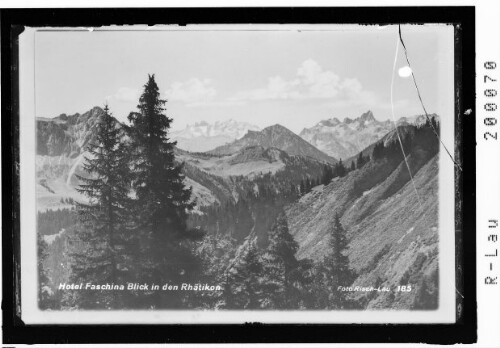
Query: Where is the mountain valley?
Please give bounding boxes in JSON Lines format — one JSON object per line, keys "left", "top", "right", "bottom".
{"left": 36, "top": 105, "right": 441, "bottom": 310}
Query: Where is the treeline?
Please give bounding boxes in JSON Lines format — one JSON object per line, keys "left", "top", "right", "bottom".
{"left": 372, "top": 116, "right": 440, "bottom": 162}
{"left": 190, "top": 185, "right": 294, "bottom": 247}
{"left": 60, "top": 197, "right": 75, "bottom": 204}
{"left": 194, "top": 212, "right": 360, "bottom": 309}
{"left": 188, "top": 157, "right": 356, "bottom": 247}
{"left": 298, "top": 153, "right": 369, "bottom": 196}
{"left": 189, "top": 152, "right": 368, "bottom": 248}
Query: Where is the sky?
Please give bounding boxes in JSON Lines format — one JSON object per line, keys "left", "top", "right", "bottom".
{"left": 34, "top": 24, "right": 454, "bottom": 133}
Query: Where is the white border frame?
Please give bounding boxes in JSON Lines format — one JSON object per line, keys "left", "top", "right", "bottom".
{"left": 19, "top": 24, "right": 456, "bottom": 324}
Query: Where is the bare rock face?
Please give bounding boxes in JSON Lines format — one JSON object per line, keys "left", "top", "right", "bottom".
{"left": 299, "top": 110, "right": 395, "bottom": 160}
{"left": 299, "top": 111, "right": 440, "bottom": 161}
{"left": 36, "top": 106, "right": 105, "bottom": 157}
{"left": 36, "top": 106, "right": 111, "bottom": 211}
{"left": 37, "top": 121, "right": 73, "bottom": 156}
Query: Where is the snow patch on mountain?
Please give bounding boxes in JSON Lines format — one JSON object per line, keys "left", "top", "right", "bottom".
{"left": 171, "top": 119, "right": 260, "bottom": 152}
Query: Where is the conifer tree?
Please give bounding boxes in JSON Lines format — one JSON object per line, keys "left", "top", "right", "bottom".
{"left": 127, "top": 74, "right": 201, "bottom": 308}
{"left": 69, "top": 104, "right": 132, "bottom": 309}
{"left": 195, "top": 229, "right": 236, "bottom": 309}
{"left": 261, "top": 212, "right": 300, "bottom": 309}
{"left": 356, "top": 152, "right": 366, "bottom": 169}
{"left": 38, "top": 234, "right": 52, "bottom": 309}
{"left": 227, "top": 238, "right": 264, "bottom": 309}
{"left": 350, "top": 161, "right": 355, "bottom": 171}
{"left": 320, "top": 213, "right": 356, "bottom": 309}
{"left": 372, "top": 142, "right": 384, "bottom": 160}
{"left": 322, "top": 164, "right": 334, "bottom": 185}
{"left": 289, "top": 183, "right": 297, "bottom": 198}
{"left": 234, "top": 198, "right": 254, "bottom": 241}
{"left": 335, "top": 159, "right": 347, "bottom": 178}
{"left": 300, "top": 179, "right": 306, "bottom": 196}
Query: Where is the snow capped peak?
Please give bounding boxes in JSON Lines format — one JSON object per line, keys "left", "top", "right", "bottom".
{"left": 217, "top": 118, "right": 238, "bottom": 126}
{"left": 171, "top": 119, "right": 260, "bottom": 152}
{"left": 172, "top": 119, "right": 260, "bottom": 140}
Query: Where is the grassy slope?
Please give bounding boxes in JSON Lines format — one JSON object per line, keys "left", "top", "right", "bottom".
{"left": 286, "top": 154, "right": 439, "bottom": 309}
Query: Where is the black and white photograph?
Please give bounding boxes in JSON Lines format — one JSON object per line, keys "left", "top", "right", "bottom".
{"left": 18, "top": 23, "right": 457, "bottom": 324}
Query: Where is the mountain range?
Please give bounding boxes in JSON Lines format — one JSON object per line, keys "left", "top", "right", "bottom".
{"left": 299, "top": 110, "right": 436, "bottom": 160}
{"left": 36, "top": 107, "right": 436, "bottom": 211}
{"left": 36, "top": 107, "right": 330, "bottom": 210}
{"left": 170, "top": 119, "right": 260, "bottom": 152}
{"left": 209, "top": 124, "right": 337, "bottom": 164}
{"left": 168, "top": 111, "right": 435, "bottom": 161}
{"left": 36, "top": 105, "right": 440, "bottom": 309}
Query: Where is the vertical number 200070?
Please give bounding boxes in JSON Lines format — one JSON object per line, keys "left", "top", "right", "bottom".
{"left": 484, "top": 61, "right": 498, "bottom": 140}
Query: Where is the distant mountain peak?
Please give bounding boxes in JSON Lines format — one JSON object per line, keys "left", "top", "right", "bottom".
{"left": 216, "top": 118, "right": 238, "bottom": 126}
{"left": 262, "top": 124, "right": 291, "bottom": 133}
{"left": 299, "top": 111, "right": 439, "bottom": 160}
{"left": 90, "top": 105, "right": 104, "bottom": 114}
{"left": 209, "top": 123, "right": 336, "bottom": 163}
{"left": 341, "top": 111, "right": 374, "bottom": 124}
{"left": 36, "top": 106, "right": 108, "bottom": 158}
{"left": 170, "top": 119, "right": 260, "bottom": 152}
{"left": 300, "top": 111, "right": 392, "bottom": 159}
{"left": 193, "top": 120, "right": 210, "bottom": 126}
{"left": 359, "top": 110, "right": 375, "bottom": 121}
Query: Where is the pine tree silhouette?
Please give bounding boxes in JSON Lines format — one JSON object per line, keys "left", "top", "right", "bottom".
{"left": 38, "top": 234, "right": 52, "bottom": 309}
{"left": 195, "top": 229, "right": 236, "bottom": 309}
{"left": 321, "top": 213, "right": 356, "bottom": 309}
{"left": 229, "top": 239, "right": 264, "bottom": 309}
{"left": 127, "top": 74, "right": 201, "bottom": 308}
{"left": 334, "top": 159, "right": 347, "bottom": 178}
{"left": 356, "top": 152, "right": 366, "bottom": 169}
{"left": 300, "top": 179, "right": 306, "bottom": 196}
{"left": 69, "top": 104, "right": 132, "bottom": 309}
{"left": 261, "top": 212, "right": 300, "bottom": 309}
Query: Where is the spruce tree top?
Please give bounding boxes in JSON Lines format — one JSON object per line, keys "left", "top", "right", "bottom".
{"left": 127, "top": 74, "right": 194, "bottom": 242}
{"left": 128, "top": 74, "right": 175, "bottom": 149}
